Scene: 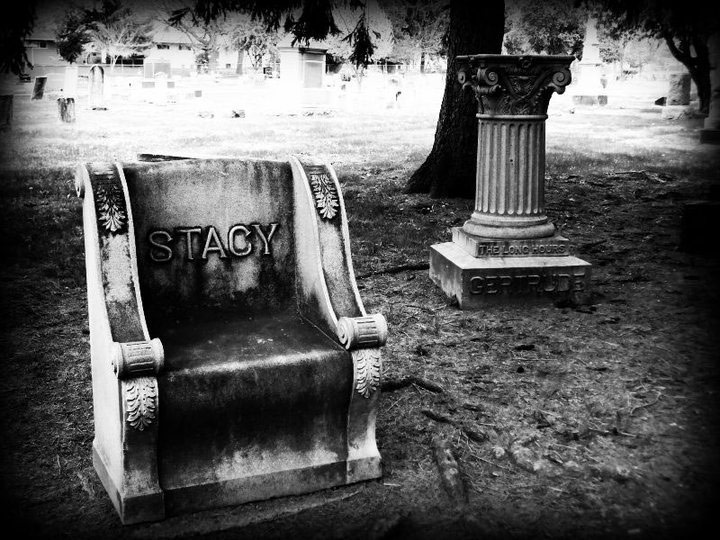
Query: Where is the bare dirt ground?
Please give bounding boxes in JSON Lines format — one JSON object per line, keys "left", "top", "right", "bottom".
{"left": 1, "top": 83, "right": 719, "bottom": 539}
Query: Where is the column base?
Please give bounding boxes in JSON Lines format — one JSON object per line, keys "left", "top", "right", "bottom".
{"left": 462, "top": 219, "right": 556, "bottom": 239}
{"left": 430, "top": 242, "right": 591, "bottom": 309}
{"left": 453, "top": 228, "right": 570, "bottom": 258}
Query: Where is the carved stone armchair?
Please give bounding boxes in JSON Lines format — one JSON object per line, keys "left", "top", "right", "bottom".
{"left": 76, "top": 156, "right": 387, "bottom": 524}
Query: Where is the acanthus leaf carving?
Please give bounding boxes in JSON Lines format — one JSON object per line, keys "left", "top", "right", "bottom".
{"left": 352, "top": 348, "right": 381, "bottom": 399}
{"left": 124, "top": 377, "right": 157, "bottom": 430}
{"left": 305, "top": 165, "right": 339, "bottom": 220}
{"left": 95, "top": 183, "right": 127, "bottom": 233}
{"left": 89, "top": 164, "right": 128, "bottom": 235}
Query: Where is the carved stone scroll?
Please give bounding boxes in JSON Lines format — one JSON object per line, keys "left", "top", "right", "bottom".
{"left": 112, "top": 339, "right": 164, "bottom": 379}
{"left": 337, "top": 314, "right": 387, "bottom": 398}
{"left": 457, "top": 54, "right": 573, "bottom": 116}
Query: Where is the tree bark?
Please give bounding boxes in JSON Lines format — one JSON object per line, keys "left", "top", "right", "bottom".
{"left": 406, "top": 0, "right": 505, "bottom": 198}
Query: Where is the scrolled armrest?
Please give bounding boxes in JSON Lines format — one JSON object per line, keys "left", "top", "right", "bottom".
{"left": 337, "top": 315, "right": 388, "bottom": 350}
{"left": 111, "top": 339, "right": 165, "bottom": 379}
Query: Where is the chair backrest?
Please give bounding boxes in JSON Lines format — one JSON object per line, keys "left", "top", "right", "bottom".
{"left": 122, "top": 158, "right": 296, "bottom": 327}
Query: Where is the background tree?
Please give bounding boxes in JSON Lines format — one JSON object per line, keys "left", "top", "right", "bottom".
{"left": 55, "top": 8, "right": 93, "bottom": 64}
{"left": 228, "top": 15, "right": 282, "bottom": 74}
{"left": 406, "top": 0, "right": 505, "bottom": 197}
{"left": 161, "top": 0, "right": 234, "bottom": 73}
{"left": 325, "top": 0, "right": 394, "bottom": 79}
{"left": 592, "top": 0, "right": 720, "bottom": 114}
{"left": 384, "top": 0, "right": 448, "bottom": 73}
{"left": 503, "top": 0, "right": 584, "bottom": 57}
{"left": 1, "top": 3, "right": 37, "bottom": 75}
{"left": 84, "top": 0, "right": 154, "bottom": 71}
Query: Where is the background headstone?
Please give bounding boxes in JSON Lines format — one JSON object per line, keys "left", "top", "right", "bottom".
{"left": 89, "top": 65, "right": 106, "bottom": 110}
{"left": 0, "top": 95, "right": 13, "bottom": 131}
{"left": 32, "top": 76, "right": 47, "bottom": 100}
{"left": 572, "top": 17, "right": 608, "bottom": 106}
{"left": 667, "top": 73, "right": 691, "bottom": 105}
{"left": 63, "top": 65, "right": 79, "bottom": 98}
{"left": 57, "top": 97, "right": 76, "bottom": 123}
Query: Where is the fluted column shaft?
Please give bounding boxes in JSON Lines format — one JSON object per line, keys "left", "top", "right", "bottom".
{"left": 456, "top": 54, "right": 574, "bottom": 240}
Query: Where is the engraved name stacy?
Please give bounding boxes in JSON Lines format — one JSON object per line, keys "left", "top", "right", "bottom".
{"left": 148, "top": 223, "right": 279, "bottom": 262}
{"left": 469, "top": 270, "right": 587, "bottom": 295}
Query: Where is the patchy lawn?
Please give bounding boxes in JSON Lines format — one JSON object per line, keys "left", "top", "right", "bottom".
{"left": 1, "top": 86, "right": 719, "bottom": 539}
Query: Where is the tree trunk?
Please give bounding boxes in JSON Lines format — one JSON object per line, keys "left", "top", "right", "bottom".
{"left": 662, "top": 32, "right": 711, "bottom": 115}
{"left": 420, "top": 50, "right": 426, "bottom": 74}
{"left": 406, "top": 0, "right": 505, "bottom": 198}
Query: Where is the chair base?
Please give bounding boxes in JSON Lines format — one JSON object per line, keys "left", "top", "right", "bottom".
{"left": 94, "top": 442, "right": 380, "bottom": 523}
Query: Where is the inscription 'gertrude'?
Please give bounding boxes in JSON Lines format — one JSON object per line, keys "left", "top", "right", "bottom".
{"left": 148, "top": 223, "right": 279, "bottom": 262}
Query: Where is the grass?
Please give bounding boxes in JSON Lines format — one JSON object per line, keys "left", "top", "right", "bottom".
{"left": 1, "top": 80, "right": 719, "bottom": 539}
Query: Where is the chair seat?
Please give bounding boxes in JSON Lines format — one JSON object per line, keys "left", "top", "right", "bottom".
{"left": 153, "top": 311, "right": 354, "bottom": 513}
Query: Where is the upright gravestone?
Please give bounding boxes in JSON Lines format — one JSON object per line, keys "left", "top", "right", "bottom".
{"left": 32, "top": 76, "right": 47, "bottom": 100}
{"left": 667, "top": 72, "right": 691, "bottom": 105}
{"left": 430, "top": 55, "right": 591, "bottom": 308}
{"left": 89, "top": 65, "right": 107, "bottom": 110}
{"left": 59, "top": 65, "right": 79, "bottom": 123}
{"left": 572, "top": 17, "right": 608, "bottom": 106}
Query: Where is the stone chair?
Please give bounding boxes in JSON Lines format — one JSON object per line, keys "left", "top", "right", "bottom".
{"left": 75, "top": 156, "right": 387, "bottom": 524}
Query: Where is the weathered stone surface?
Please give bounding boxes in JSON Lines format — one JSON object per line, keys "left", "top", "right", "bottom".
{"left": 430, "top": 242, "right": 591, "bottom": 308}
{"left": 667, "top": 72, "right": 691, "bottom": 106}
{"left": 76, "top": 157, "right": 386, "bottom": 524}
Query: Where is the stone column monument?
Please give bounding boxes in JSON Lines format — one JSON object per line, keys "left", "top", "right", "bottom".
{"left": 430, "top": 54, "right": 591, "bottom": 308}
{"left": 572, "top": 17, "right": 608, "bottom": 106}
{"left": 89, "top": 65, "right": 107, "bottom": 110}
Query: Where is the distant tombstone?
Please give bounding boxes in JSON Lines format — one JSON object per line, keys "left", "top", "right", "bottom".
{"left": 667, "top": 73, "right": 691, "bottom": 106}
{"left": 154, "top": 72, "right": 168, "bottom": 104}
{"left": 144, "top": 60, "right": 171, "bottom": 79}
{"left": 31, "top": 76, "right": 47, "bottom": 100}
{"left": 63, "top": 65, "right": 79, "bottom": 98}
{"left": 0, "top": 95, "right": 12, "bottom": 131}
{"left": 75, "top": 157, "right": 386, "bottom": 524}
{"left": 89, "top": 66, "right": 107, "bottom": 110}
{"left": 57, "top": 97, "right": 76, "bottom": 123}
{"left": 279, "top": 45, "right": 327, "bottom": 89}
{"left": 572, "top": 17, "right": 608, "bottom": 106}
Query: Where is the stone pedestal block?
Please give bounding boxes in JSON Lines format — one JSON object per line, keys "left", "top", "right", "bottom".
{"left": 430, "top": 242, "right": 591, "bottom": 308}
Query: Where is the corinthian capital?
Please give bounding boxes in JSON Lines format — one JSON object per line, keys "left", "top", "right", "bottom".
{"left": 457, "top": 54, "right": 574, "bottom": 116}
